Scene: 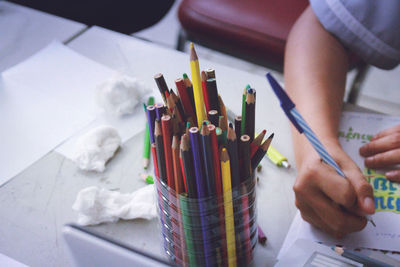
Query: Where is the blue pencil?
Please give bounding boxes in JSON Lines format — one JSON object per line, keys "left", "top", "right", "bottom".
{"left": 266, "top": 72, "right": 375, "bottom": 227}
{"left": 189, "top": 126, "right": 213, "bottom": 266}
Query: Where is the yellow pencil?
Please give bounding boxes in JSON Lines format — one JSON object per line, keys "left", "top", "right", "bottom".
{"left": 190, "top": 43, "right": 206, "bottom": 125}
{"left": 220, "top": 148, "right": 237, "bottom": 267}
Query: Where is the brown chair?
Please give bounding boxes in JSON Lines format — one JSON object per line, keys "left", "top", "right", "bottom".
{"left": 177, "top": 0, "right": 368, "bottom": 104}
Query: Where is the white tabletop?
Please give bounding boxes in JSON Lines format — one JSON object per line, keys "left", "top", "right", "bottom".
{"left": 0, "top": 25, "right": 301, "bottom": 266}
{"left": 0, "top": 1, "right": 86, "bottom": 73}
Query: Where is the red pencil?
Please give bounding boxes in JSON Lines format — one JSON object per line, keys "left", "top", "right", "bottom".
{"left": 176, "top": 78, "right": 197, "bottom": 126}
{"left": 201, "top": 71, "right": 210, "bottom": 113}
{"left": 161, "top": 115, "right": 175, "bottom": 189}
{"left": 151, "top": 143, "right": 159, "bottom": 179}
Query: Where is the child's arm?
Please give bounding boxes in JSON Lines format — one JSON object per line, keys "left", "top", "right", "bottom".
{"left": 284, "top": 6, "right": 375, "bottom": 237}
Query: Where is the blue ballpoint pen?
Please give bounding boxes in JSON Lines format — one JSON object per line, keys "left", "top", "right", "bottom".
{"left": 266, "top": 72, "right": 376, "bottom": 227}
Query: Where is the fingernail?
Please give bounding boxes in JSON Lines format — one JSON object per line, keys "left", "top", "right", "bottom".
{"left": 386, "top": 170, "right": 400, "bottom": 179}
{"left": 363, "top": 197, "right": 375, "bottom": 213}
{"left": 365, "top": 157, "right": 373, "bottom": 165}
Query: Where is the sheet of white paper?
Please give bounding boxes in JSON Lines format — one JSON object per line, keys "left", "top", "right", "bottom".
{"left": 2, "top": 41, "right": 116, "bottom": 115}
{"left": 0, "top": 252, "right": 29, "bottom": 267}
{"left": 0, "top": 78, "right": 93, "bottom": 185}
{"left": 283, "top": 111, "right": 400, "bottom": 252}
{"left": 1, "top": 41, "right": 156, "bottom": 161}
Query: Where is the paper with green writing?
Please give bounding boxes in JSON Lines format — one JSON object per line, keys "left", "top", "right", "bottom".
{"left": 297, "top": 111, "right": 400, "bottom": 252}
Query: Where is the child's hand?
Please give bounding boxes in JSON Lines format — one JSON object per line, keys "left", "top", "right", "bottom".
{"left": 294, "top": 143, "right": 375, "bottom": 238}
{"left": 360, "top": 125, "right": 400, "bottom": 181}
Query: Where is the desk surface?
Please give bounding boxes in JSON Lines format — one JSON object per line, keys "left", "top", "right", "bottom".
{"left": 1, "top": 24, "right": 346, "bottom": 267}
{"left": 0, "top": 1, "right": 86, "bottom": 73}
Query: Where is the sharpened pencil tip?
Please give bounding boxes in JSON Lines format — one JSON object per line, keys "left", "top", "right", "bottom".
{"left": 190, "top": 42, "right": 194, "bottom": 49}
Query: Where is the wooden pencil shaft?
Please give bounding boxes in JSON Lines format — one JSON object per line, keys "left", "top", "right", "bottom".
{"left": 227, "top": 127, "right": 240, "bottom": 188}
{"left": 208, "top": 110, "right": 219, "bottom": 127}
{"left": 146, "top": 105, "right": 157, "bottom": 145}
{"left": 200, "top": 124, "right": 216, "bottom": 196}
{"left": 155, "top": 121, "right": 167, "bottom": 181}
{"left": 206, "top": 78, "right": 220, "bottom": 114}
{"left": 189, "top": 127, "right": 206, "bottom": 198}
{"left": 252, "top": 130, "right": 266, "bottom": 147}
{"left": 240, "top": 135, "right": 252, "bottom": 182}
{"left": 181, "top": 148, "right": 197, "bottom": 198}
{"left": 176, "top": 78, "right": 197, "bottom": 125}
{"left": 151, "top": 144, "right": 160, "bottom": 178}
{"left": 218, "top": 95, "right": 228, "bottom": 130}
{"left": 241, "top": 88, "right": 247, "bottom": 136}
{"left": 251, "top": 134, "right": 273, "bottom": 172}
{"left": 190, "top": 44, "right": 207, "bottom": 125}
{"left": 201, "top": 71, "right": 210, "bottom": 114}
{"left": 234, "top": 116, "right": 242, "bottom": 142}
{"left": 155, "top": 103, "right": 166, "bottom": 120}
{"left": 154, "top": 73, "right": 168, "bottom": 103}
{"left": 172, "top": 136, "right": 184, "bottom": 194}
{"left": 161, "top": 115, "right": 175, "bottom": 189}
{"left": 220, "top": 148, "right": 237, "bottom": 267}
{"left": 245, "top": 90, "right": 255, "bottom": 142}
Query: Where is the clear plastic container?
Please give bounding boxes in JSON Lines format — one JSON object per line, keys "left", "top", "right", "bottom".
{"left": 155, "top": 176, "right": 257, "bottom": 267}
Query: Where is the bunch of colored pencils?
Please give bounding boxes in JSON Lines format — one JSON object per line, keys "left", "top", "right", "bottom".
{"left": 145, "top": 43, "right": 273, "bottom": 267}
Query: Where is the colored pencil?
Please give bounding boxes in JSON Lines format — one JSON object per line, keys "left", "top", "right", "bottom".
{"left": 257, "top": 225, "right": 267, "bottom": 245}
{"left": 151, "top": 143, "right": 159, "bottom": 178}
{"left": 252, "top": 130, "right": 266, "bottom": 147}
{"left": 183, "top": 73, "right": 196, "bottom": 116}
{"left": 227, "top": 123, "right": 240, "bottom": 188}
{"left": 189, "top": 126, "right": 212, "bottom": 266}
{"left": 220, "top": 148, "right": 237, "bottom": 267}
{"left": 146, "top": 104, "right": 157, "bottom": 145}
{"left": 180, "top": 134, "right": 197, "bottom": 198}
{"left": 170, "top": 90, "right": 186, "bottom": 123}
{"left": 200, "top": 122, "right": 216, "bottom": 196}
{"left": 154, "top": 73, "right": 168, "bottom": 104}
{"left": 208, "top": 110, "right": 219, "bottom": 127}
{"left": 176, "top": 77, "right": 197, "bottom": 126}
{"left": 239, "top": 135, "right": 251, "bottom": 182}
{"left": 208, "top": 124, "right": 226, "bottom": 248}
{"left": 155, "top": 103, "right": 166, "bottom": 120}
{"left": 234, "top": 116, "right": 242, "bottom": 143}
{"left": 205, "top": 68, "right": 215, "bottom": 79}
{"left": 190, "top": 43, "right": 207, "bottom": 125}
{"left": 201, "top": 71, "right": 210, "bottom": 113}
{"left": 240, "top": 184, "right": 252, "bottom": 264}
{"left": 154, "top": 120, "right": 167, "bottom": 182}
{"left": 206, "top": 78, "right": 220, "bottom": 114}
{"left": 172, "top": 135, "right": 184, "bottom": 194}
{"left": 251, "top": 133, "right": 274, "bottom": 171}
{"left": 240, "top": 87, "right": 247, "bottom": 135}
{"left": 161, "top": 115, "right": 175, "bottom": 189}
{"left": 219, "top": 116, "right": 228, "bottom": 145}
{"left": 245, "top": 88, "right": 255, "bottom": 142}
{"left": 218, "top": 95, "right": 228, "bottom": 130}
{"left": 179, "top": 193, "right": 197, "bottom": 267}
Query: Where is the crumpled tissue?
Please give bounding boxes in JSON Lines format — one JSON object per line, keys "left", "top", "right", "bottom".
{"left": 72, "top": 185, "right": 157, "bottom": 226}
{"left": 96, "top": 73, "right": 149, "bottom": 116}
{"left": 72, "top": 125, "right": 121, "bottom": 172}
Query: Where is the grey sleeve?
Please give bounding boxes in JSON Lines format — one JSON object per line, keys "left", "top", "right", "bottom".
{"left": 310, "top": 0, "right": 400, "bottom": 70}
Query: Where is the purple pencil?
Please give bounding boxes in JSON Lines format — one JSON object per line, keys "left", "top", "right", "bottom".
{"left": 146, "top": 105, "right": 156, "bottom": 144}
{"left": 189, "top": 127, "right": 213, "bottom": 267}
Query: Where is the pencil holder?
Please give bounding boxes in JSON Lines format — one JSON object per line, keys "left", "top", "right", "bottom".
{"left": 155, "top": 176, "right": 258, "bottom": 267}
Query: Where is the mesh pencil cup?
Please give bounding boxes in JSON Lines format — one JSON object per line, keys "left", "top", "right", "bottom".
{"left": 154, "top": 176, "right": 257, "bottom": 267}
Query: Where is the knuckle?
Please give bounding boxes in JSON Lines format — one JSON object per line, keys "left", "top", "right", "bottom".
{"left": 392, "top": 133, "right": 400, "bottom": 147}
{"left": 358, "top": 182, "right": 373, "bottom": 197}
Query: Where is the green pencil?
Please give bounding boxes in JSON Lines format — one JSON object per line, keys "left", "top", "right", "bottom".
{"left": 240, "top": 85, "right": 250, "bottom": 135}
{"left": 143, "top": 97, "right": 155, "bottom": 169}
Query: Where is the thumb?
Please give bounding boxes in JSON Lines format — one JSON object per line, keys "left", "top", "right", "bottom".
{"left": 345, "top": 169, "right": 375, "bottom": 215}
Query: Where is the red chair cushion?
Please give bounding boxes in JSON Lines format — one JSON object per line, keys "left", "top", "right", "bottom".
{"left": 178, "top": 0, "right": 309, "bottom": 67}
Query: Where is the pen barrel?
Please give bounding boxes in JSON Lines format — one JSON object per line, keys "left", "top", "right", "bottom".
{"left": 154, "top": 175, "right": 258, "bottom": 267}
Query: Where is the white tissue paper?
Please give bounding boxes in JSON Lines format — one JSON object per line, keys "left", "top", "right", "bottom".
{"left": 72, "top": 125, "right": 121, "bottom": 172}
{"left": 72, "top": 185, "right": 157, "bottom": 226}
{"left": 96, "top": 73, "right": 148, "bottom": 116}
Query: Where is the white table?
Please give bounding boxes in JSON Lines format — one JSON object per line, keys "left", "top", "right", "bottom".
{"left": 0, "top": 1, "right": 86, "bottom": 72}
{"left": 0, "top": 25, "right": 302, "bottom": 266}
